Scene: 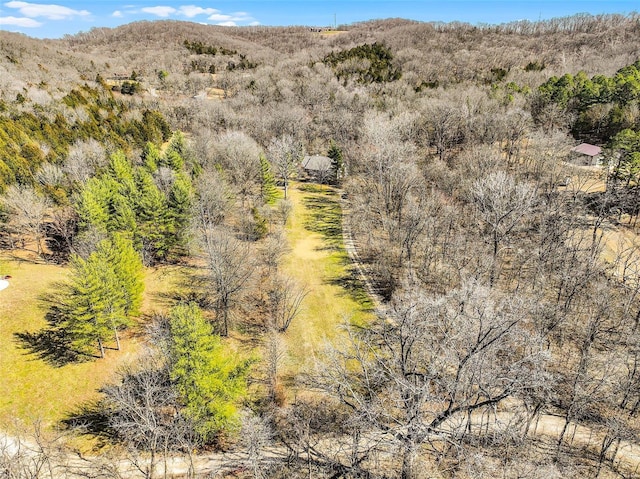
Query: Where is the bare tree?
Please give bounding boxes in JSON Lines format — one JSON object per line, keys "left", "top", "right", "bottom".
{"left": 310, "top": 281, "right": 549, "bottom": 479}
{"left": 63, "top": 138, "right": 107, "bottom": 186}
{"left": 212, "top": 131, "right": 262, "bottom": 208}
{"left": 267, "top": 135, "right": 304, "bottom": 199}
{"left": 2, "top": 185, "right": 51, "bottom": 257}
{"left": 45, "top": 206, "right": 78, "bottom": 258}
{"left": 201, "top": 227, "right": 254, "bottom": 336}
{"left": 267, "top": 275, "right": 308, "bottom": 332}
{"left": 192, "top": 169, "right": 233, "bottom": 235}
{"left": 276, "top": 199, "right": 293, "bottom": 227}
{"left": 264, "top": 329, "right": 288, "bottom": 405}
{"left": 260, "top": 229, "right": 290, "bottom": 274}
{"left": 240, "top": 411, "right": 273, "bottom": 478}
{"left": 419, "top": 97, "right": 465, "bottom": 164}
{"left": 102, "top": 353, "right": 176, "bottom": 479}
{"left": 471, "top": 171, "right": 536, "bottom": 283}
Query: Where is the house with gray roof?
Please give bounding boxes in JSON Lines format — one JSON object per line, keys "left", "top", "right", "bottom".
{"left": 301, "top": 155, "right": 333, "bottom": 183}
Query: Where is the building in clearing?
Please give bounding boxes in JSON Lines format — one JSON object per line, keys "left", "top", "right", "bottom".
{"left": 301, "top": 155, "right": 333, "bottom": 183}
{"left": 570, "top": 143, "right": 603, "bottom": 166}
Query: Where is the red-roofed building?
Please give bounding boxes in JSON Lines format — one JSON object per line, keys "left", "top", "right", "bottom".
{"left": 570, "top": 143, "right": 603, "bottom": 166}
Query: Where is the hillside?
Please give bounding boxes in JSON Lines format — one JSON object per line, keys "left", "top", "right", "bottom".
{"left": 3, "top": 14, "right": 640, "bottom": 479}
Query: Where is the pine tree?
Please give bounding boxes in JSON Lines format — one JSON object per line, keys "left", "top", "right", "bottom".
{"left": 167, "top": 171, "right": 194, "bottom": 251}
{"left": 107, "top": 151, "right": 135, "bottom": 187}
{"left": 168, "top": 303, "right": 252, "bottom": 441}
{"left": 134, "top": 168, "right": 171, "bottom": 261}
{"left": 76, "top": 147, "right": 192, "bottom": 262}
{"left": 76, "top": 176, "right": 113, "bottom": 231}
{"left": 60, "top": 251, "right": 126, "bottom": 357}
{"left": 259, "top": 154, "right": 277, "bottom": 204}
{"left": 141, "top": 142, "right": 162, "bottom": 171}
{"left": 97, "top": 234, "right": 144, "bottom": 317}
{"left": 76, "top": 171, "right": 137, "bottom": 234}
{"left": 327, "top": 140, "right": 345, "bottom": 185}
{"left": 165, "top": 131, "right": 187, "bottom": 158}
{"left": 57, "top": 236, "right": 143, "bottom": 356}
{"left": 163, "top": 150, "right": 185, "bottom": 171}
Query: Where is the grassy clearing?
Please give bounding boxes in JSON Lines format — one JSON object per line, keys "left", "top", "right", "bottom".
{"left": 0, "top": 254, "right": 186, "bottom": 430}
{"left": 280, "top": 183, "right": 374, "bottom": 382}
{"left": 0, "top": 182, "right": 371, "bottom": 428}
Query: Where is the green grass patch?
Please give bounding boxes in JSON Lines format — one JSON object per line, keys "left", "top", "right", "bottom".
{"left": 280, "top": 183, "right": 374, "bottom": 382}
{"left": 0, "top": 256, "right": 188, "bottom": 430}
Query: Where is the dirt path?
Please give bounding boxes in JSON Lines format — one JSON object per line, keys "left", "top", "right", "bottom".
{"left": 340, "top": 197, "right": 385, "bottom": 311}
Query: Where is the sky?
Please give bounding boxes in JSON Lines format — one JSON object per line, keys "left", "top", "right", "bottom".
{"left": 0, "top": 1, "right": 638, "bottom": 39}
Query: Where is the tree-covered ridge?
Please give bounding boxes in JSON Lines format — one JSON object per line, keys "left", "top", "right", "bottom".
{"left": 183, "top": 39, "right": 256, "bottom": 73}
{"left": 183, "top": 39, "right": 237, "bottom": 56}
{"left": 0, "top": 84, "right": 171, "bottom": 192}
{"left": 533, "top": 59, "right": 640, "bottom": 142}
{"left": 322, "top": 42, "right": 401, "bottom": 84}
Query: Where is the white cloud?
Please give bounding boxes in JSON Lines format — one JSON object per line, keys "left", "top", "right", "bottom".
{"left": 208, "top": 11, "right": 252, "bottom": 22}
{"left": 178, "top": 5, "right": 218, "bottom": 18}
{"left": 249, "top": 21, "right": 260, "bottom": 26}
{"left": 112, "top": 10, "right": 123, "bottom": 17}
{"left": 141, "top": 6, "right": 176, "bottom": 17}
{"left": 216, "top": 21, "right": 236, "bottom": 26}
{"left": 207, "top": 13, "right": 230, "bottom": 21}
{"left": 4, "top": 1, "right": 89, "bottom": 20}
{"left": 121, "top": 4, "right": 256, "bottom": 24}
{"left": 0, "top": 15, "right": 42, "bottom": 26}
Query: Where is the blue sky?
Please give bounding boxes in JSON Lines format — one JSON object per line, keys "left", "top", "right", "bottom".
{"left": 0, "top": 1, "right": 638, "bottom": 39}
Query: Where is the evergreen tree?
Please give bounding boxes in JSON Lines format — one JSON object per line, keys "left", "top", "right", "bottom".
{"left": 327, "top": 140, "right": 345, "bottom": 185}
{"left": 76, "top": 153, "right": 138, "bottom": 234}
{"left": 97, "top": 234, "right": 144, "bottom": 318}
{"left": 134, "top": 168, "right": 171, "bottom": 261}
{"left": 107, "top": 151, "right": 136, "bottom": 197}
{"left": 141, "top": 142, "right": 162, "bottom": 172}
{"left": 76, "top": 146, "right": 193, "bottom": 263}
{"left": 57, "top": 235, "right": 143, "bottom": 357}
{"left": 259, "top": 154, "right": 278, "bottom": 204}
{"left": 76, "top": 176, "right": 113, "bottom": 231}
{"left": 163, "top": 150, "right": 185, "bottom": 171}
{"left": 167, "top": 171, "right": 194, "bottom": 250}
{"left": 168, "top": 303, "right": 252, "bottom": 441}
{"left": 59, "top": 249, "right": 126, "bottom": 357}
{"left": 165, "top": 131, "right": 188, "bottom": 159}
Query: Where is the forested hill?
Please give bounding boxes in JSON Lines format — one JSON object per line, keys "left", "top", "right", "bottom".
{"left": 5, "top": 13, "right": 640, "bottom": 478}
{"left": 2, "top": 14, "right": 640, "bottom": 100}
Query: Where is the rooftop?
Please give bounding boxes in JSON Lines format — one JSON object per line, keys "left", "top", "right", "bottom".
{"left": 571, "top": 143, "right": 602, "bottom": 157}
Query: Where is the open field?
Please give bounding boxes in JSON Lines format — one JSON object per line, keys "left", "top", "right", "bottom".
{"left": 0, "top": 255, "right": 186, "bottom": 430}
{"left": 280, "top": 183, "right": 374, "bottom": 380}
{"left": 0, "top": 183, "right": 373, "bottom": 428}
